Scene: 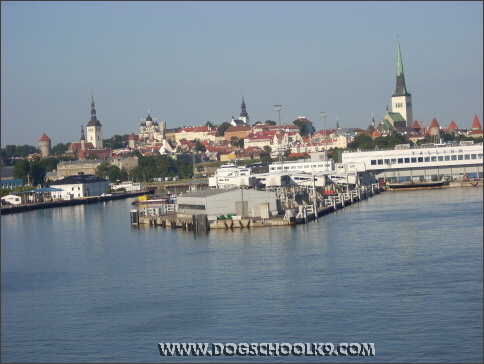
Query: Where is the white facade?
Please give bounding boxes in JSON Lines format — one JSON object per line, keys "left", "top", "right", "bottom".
{"left": 177, "top": 188, "right": 279, "bottom": 217}
{"left": 341, "top": 143, "right": 483, "bottom": 173}
{"left": 50, "top": 175, "right": 110, "bottom": 200}
{"left": 392, "top": 95, "right": 413, "bottom": 126}
{"left": 110, "top": 181, "right": 145, "bottom": 192}
{"left": 209, "top": 164, "right": 257, "bottom": 188}
{"left": 86, "top": 125, "right": 103, "bottom": 149}
{"left": 268, "top": 159, "right": 334, "bottom": 174}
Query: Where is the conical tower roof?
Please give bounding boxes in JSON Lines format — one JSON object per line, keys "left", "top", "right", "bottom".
{"left": 429, "top": 118, "right": 440, "bottom": 128}
{"left": 38, "top": 133, "right": 51, "bottom": 142}
{"left": 471, "top": 114, "right": 482, "bottom": 130}
{"left": 448, "top": 120, "right": 458, "bottom": 130}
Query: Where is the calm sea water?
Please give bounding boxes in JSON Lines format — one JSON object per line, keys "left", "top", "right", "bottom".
{"left": 1, "top": 188, "right": 482, "bottom": 363}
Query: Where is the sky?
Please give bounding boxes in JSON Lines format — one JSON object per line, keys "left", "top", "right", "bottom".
{"left": 1, "top": 1, "right": 483, "bottom": 147}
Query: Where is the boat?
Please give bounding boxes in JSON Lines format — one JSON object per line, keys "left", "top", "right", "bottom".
{"left": 131, "top": 194, "right": 176, "bottom": 205}
{"left": 386, "top": 180, "right": 447, "bottom": 190}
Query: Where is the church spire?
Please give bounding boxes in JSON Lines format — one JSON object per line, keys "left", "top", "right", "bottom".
{"left": 90, "top": 93, "right": 97, "bottom": 121}
{"left": 80, "top": 125, "right": 85, "bottom": 141}
{"left": 393, "top": 37, "right": 410, "bottom": 96}
{"left": 240, "top": 95, "right": 248, "bottom": 117}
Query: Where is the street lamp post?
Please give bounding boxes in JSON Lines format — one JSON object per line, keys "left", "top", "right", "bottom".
{"left": 274, "top": 105, "right": 283, "bottom": 168}
{"left": 320, "top": 111, "right": 327, "bottom": 161}
{"left": 320, "top": 111, "right": 327, "bottom": 137}
{"left": 274, "top": 105, "right": 282, "bottom": 125}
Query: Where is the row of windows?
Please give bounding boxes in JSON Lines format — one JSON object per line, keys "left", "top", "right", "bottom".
{"left": 270, "top": 163, "right": 329, "bottom": 171}
{"left": 178, "top": 204, "right": 206, "bottom": 210}
{"left": 370, "top": 153, "right": 483, "bottom": 165}
{"left": 394, "top": 102, "right": 412, "bottom": 108}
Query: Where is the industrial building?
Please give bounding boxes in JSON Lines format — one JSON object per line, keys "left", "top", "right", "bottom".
{"left": 177, "top": 188, "right": 280, "bottom": 218}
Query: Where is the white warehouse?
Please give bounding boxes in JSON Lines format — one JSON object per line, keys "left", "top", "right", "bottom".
{"left": 177, "top": 188, "right": 280, "bottom": 218}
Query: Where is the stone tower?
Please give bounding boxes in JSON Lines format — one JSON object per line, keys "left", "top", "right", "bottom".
{"left": 38, "top": 133, "right": 51, "bottom": 157}
{"left": 86, "top": 94, "right": 103, "bottom": 149}
{"left": 391, "top": 38, "right": 413, "bottom": 127}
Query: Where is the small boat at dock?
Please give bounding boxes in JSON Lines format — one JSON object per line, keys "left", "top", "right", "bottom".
{"left": 386, "top": 180, "right": 447, "bottom": 190}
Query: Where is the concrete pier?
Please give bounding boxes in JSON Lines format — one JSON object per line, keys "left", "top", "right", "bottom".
{"left": 131, "top": 183, "right": 383, "bottom": 232}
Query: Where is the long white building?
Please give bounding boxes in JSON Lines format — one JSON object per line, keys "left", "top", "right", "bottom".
{"left": 341, "top": 142, "right": 483, "bottom": 182}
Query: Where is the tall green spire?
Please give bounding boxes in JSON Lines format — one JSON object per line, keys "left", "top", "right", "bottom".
{"left": 393, "top": 37, "right": 410, "bottom": 96}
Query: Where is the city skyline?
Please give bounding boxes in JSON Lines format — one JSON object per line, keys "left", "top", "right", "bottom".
{"left": 1, "top": 1, "right": 483, "bottom": 147}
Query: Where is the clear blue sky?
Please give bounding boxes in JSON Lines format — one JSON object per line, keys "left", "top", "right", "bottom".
{"left": 1, "top": 1, "right": 482, "bottom": 147}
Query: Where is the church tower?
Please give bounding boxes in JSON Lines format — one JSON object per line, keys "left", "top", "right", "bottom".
{"left": 86, "top": 94, "right": 103, "bottom": 149}
{"left": 239, "top": 95, "right": 249, "bottom": 125}
{"left": 391, "top": 38, "right": 413, "bottom": 127}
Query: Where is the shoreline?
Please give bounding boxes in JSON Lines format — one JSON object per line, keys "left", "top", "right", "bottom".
{"left": 0, "top": 190, "right": 151, "bottom": 215}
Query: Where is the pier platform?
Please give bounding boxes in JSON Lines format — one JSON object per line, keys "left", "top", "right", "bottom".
{"left": 1, "top": 190, "right": 151, "bottom": 215}
{"left": 131, "top": 184, "right": 383, "bottom": 232}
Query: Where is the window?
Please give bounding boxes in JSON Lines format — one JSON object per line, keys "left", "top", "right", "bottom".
{"left": 411, "top": 158, "right": 417, "bottom": 163}
{"left": 418, "top": 157, "right": 423, "bottom": 162}
{"left": 404, "top": 158, "right": 410, "bottom": 163}
{"left": 384, "top": 159, "right": 390, "bottom": 164}
{"left": 398, "top": 158, "right": 403, "bottom": 163}
{"left": 377, "top": 160, "right": 383, "bottom": 165}
{"left": 391, "top": 159, "right": 397, "bottom": 163}
{"left": 425, "top": 157, "right": 430, "bottom": 162}
{"left": 464, "top": 154, "right": 470, "bottom": 160}
{"left": 451, "top": 155, "right": 457, "bottom": 161}
{"left": 471, "top": 154, "right": 477, "bottom": 159}
{"left": 431, "top": 156, "right": 437, "bottom": 162}
{"left": 371, "top": 160, "right": 376, "bottom": 165}
{"left": 178, "top": 204, "right": 205, "bottom": 210}
{"left": 438, "top": 156, "right": 443, "bottom": 161}
{"left": 458, "top": 155, "right": 463, "bottom": 160}
{"left": 444, "top": 156, "right": 450, "bottom": 161}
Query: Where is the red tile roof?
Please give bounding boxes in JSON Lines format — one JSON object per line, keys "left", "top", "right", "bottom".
{"left": 471, "top": 114, "right": 482, "bottom": 130}
{"left": 447, "top": 120, "right": 458, "bottom": 130}
{"left": 38, "top": 133, "right": 51, "bottom": 142}
{"left": 429, "top": 118, "right": 440, "bottom": 128}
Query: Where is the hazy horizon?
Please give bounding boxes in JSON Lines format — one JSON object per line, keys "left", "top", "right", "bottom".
{"left": 2, "top": 1, "right": 483, "bottom": 147}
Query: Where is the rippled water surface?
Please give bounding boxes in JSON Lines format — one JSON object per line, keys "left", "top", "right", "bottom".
{"left": 1, "top": 188, "right": 482, "bottom": 362}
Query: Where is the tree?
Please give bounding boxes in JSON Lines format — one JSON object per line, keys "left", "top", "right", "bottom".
{"left": 193, "top": 139, "right": 206, "bottom": 153}
{"left": 230, "top": 137, "right": 244, "bottom": 148}
{"left": 13, "top": 160, "right": 31, "bottom": 183}
{"left": 216, "top": 122, "right": 232, "bottom": 136}
{"left": 262, "top": 145, "right": 272, "bottom": 154}
{"left": 30, "top": 159, "right": 46, "bottom": 187}
{"left": 264, "top": 120, "right": 277, "bottom": 125}
{"left": 95, "top": 162, "right": 127, "bottom": 182}
{"left": 205, "top": 121, "right": 214, "bottom": 128}
{"left": 51, "top": 143, "right": 71, "bottom": 155}
{"left": 293, "top": 119, "right": 313, "bottom": 137}
{"left": 347, "top": 134, "right": 375, "bottom": 150}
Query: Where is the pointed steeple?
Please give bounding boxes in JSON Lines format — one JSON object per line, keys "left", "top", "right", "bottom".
{"left": 80, "top": 125, "right": 85, "bottom": 141}
{"left": 393, "top": 37, "right": 410, "bottom": 96}
{"left": 91, "top": 93, "right": 96, "bottom": 119}
{"left": 87, "top": 93, "right": 102, "bottom": 127}
{"left": 240, "top": 95, "right": 248, "bottom": 117}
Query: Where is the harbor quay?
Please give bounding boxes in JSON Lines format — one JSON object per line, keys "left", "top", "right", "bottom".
{"left": 130, "top": 183, "right": 383, "bottom": 232}
{"left": 0, "top": 190, "right": 150, "bottom": 215}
